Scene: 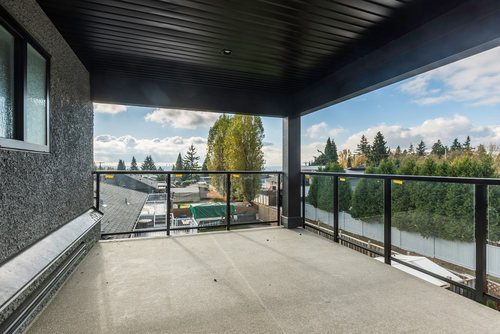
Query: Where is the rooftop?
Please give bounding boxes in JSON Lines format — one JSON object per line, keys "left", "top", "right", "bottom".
{"left": 26, "top": 227, "right": 499, "bottom": 333}
{"left": 99, "top": 183, "right": 148, "bottom": 233}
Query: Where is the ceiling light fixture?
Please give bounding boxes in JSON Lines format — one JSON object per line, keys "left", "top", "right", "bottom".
{"left": 222, "top": 49, "right": 232, "bottom": 55}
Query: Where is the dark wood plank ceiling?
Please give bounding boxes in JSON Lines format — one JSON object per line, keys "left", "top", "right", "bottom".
{"left": 37, "top": 0, "right": 467, "bottom": 95}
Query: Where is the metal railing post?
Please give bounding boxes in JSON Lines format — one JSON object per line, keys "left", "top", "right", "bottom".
{"left": 475, "top": 183, "right": 487, "bottom": 304}
{"left": 333, "top": 175, "right": 339, "bottom": 243}
{"left": 302, "top": 173, "right": 306, "bottom": 228}
{"left": 167, "top": 173, "right": 171, "bottom": 236}
{"left": 95, "top": 172, "right": 100, "bottom": 211}
{"left": 226, "top": 173, "right": 231, "bottom": 231}
{"left": 277, "top": 173, "right": 281, "bottom": 226}
{"left": 384, "top": 178, "right": 392, "bottom": 265}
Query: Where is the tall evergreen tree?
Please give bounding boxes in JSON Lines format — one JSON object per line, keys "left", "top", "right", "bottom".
{"left": 324, "top": 137, "right": 338, "bottom": 163}
{"left": 369, "top": 131, "right": 389, "bottom": 166}
{"left": 463, "top": 136, "right": 473, "bottom": 155}
{"left": 130, "top": 156, "right": 138, "bottom": 171}
{"left": 312, "top": 138, "right": 338, "bottom": 165}
{"left": 183, "top": 144, "right": 200, "bottom": 170}
{"left": 175, "top": 153, "right": 183, "bottom": 171}
{"left": 450, "top": 138, "right": 462, "bottom": 151}
{"left": 394, "top": 145, "right": 402, "bottom": 159}
{"left": 431, "top": 139, "right": 445, "bottom": 157}
{"left": 117, "top": 159, "right": 126, "bottom": 170}
{"left": 356, "top": 135, "right": 371, "bottom": 157}
{"left": 408, "top": 143, "right": 415, "bottom": 155}
{"left": 183, "top": 144, "right": 200, "bottom": 181}
{"left": 347, "top": 157, "right": 352, "bottom": 168}
{"left": 141, "top": 155, "right": 157, "bottom": 171}
{"left": 416, "top": 140, "right": 426, "bottom": 157}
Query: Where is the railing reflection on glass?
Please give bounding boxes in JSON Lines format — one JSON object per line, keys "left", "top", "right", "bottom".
{"left": 302, "top": 171, "right": 500, "bottom": 307}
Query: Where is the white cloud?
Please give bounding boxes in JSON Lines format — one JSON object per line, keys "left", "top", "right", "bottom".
{"left": 329, "top": 127, "right": 348, "bottom": 137}
{"left": 398, "top": 46, "right": 500, "bottom": 106}
{"left": 338, "top": 114, "right": 499, "bottom": 151}
{"left": 262, "top": 146, "right": 282, "bottom": 167}
{"left": 301, "top": 142, "right": 325, "bottom": 163}
{"left": 94, "top": 134, "right": 207, "bottom": 166}
{"left": 306, "top": 122, "right": 347, "bottom": 139}
{"left": 94, "top": 103, "right": 128, "bottom": 114}
{"left": 94, "top": 134, "right": 283, "bottom": 168}
{"left": 306, "top": 122, "right": 328, "bottom": 138}
{"left": 145, "top": 108, "right": 220, "bottom": 129}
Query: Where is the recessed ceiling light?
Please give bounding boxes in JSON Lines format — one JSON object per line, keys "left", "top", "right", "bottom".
{"left": 222, "top": 49, "right": 232, "bottom": 55}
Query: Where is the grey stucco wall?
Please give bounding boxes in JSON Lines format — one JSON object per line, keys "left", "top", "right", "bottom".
{"left": 0, "top": 0, "right": 93, "bottom": 263}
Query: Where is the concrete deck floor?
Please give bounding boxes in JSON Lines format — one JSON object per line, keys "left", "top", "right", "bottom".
{"left": 27, "top": 227, "right": 500, "bottom": 333}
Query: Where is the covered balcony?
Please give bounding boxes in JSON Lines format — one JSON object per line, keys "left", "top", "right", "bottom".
{"left": 2, "top": 0, "right": 500, "bottom": 333}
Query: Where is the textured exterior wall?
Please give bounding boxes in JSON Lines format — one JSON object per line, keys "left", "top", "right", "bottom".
{"left": 0, "top": 0, "right": 93, "bottom": 263}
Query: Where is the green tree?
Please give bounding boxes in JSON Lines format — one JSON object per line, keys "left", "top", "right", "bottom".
{"left": 223, "top": 115, "right": 265, "bottom": 202}
{"left": 450, "top": 138, "right": 462, "bottom": 151}
{"left": 463, "top": 136, "right": 473, "bottom": 155}
{"left": 476, "top": 144, "right": 488, "bottom": 161}
{"left": 356, "top": 135, "right": 371, "bottom": 157}
{"left": 325, "top": 138, "right": 338, "bottom": 163}
{"left": 156, "top": 166, "right": 166, "bottom": 181}
{"left": 408, "top": 143, "right": 415, "bottom": 155}
{"left": 350, "top": 166, "right": 383, "bottom": 223}
{"left": 201, "top": 157, "right": 208, "bottom": 177}
{"left": 183, "top": 144, "right": 200, "bottom": 181}
{"left": 183, "top": 144, "right": 200, "bottom": 170}
{"left": 117, "top": 159, "right": 126, "bottom": 170}
{"left": 312, "top": 138, "right": 339, "bottom": 165}
{"left": 175, "top": 153, "right": 183, "bottom": 171}
{"left": 394, "top": 145, "right": 402, "bottom": 160}
{"left": 347, "top": 157, "right": 352, "bottom": 168}
{"left": 416, "top": 140, "right": 426, "bottom": 157}
{"left": 369, "top": 132, "right": 389, "bottom": 166}
{"left": 141, "top": 155, "right": 157, "bottom": 171}
{"left": 306, "top": 163, "right": 352, "bottom": 215}
{"left": 431, "top": 139, "right": 445, "bottom": 157}
{"left": 207, "top": 115, "right": 231, "bottom": 194}
{"left": 130, "top": 156, "right": 138, "bottom": 171}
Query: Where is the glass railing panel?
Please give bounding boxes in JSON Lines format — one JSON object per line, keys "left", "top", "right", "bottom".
{"left": 342, "top": 176, "right": 385, "bottom": 255}
{"left": 98, "top": 172, "right": 161, "bottom": 236}
{"left": 177, "top": 173, "right": 227, "bottom": 234}
{"left": 391, "top": 180, "right": 475, "bottom": 291}
{"left": 487, "top": 185, "right": 500, "bottom": 306}
{"left": 227, "top": 173, "right": 277, "bottom": 230}
{"left": 304, "top": 174, "right": 334, "bottom": 232}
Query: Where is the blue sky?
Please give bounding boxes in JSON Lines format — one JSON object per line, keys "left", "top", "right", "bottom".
{"left": 94, "top": 46, "right": 500, "bottom": 169}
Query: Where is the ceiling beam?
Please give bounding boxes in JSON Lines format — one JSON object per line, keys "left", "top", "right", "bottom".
{"left": 90, "top": 73, "right": 291, "bottom": 117}
{"left": 294, "top": 0, "right": 500, "bottom": 116}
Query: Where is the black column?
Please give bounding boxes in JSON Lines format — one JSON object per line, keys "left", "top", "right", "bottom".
{"left": 282, "top": 116, "right": 301, "bottom": 228}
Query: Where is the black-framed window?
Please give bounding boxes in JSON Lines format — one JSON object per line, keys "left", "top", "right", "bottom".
{"left": 0, "top": 6, "right": 50, "bottom": 153}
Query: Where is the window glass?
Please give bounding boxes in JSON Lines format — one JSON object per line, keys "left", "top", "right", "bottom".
{"left": 0, "top": 25, "right": 15, "bottom": 139}
{"left": 26, "top": 44, "right": 46, "bottom": 145}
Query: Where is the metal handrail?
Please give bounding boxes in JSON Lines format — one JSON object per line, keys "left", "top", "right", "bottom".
{"left": 93, "top": 170, "right": 282, "bottom": 175}
{"left": 305, "top": 171, "right": 500, "bottom": 185}
{"left": 301, "top": 171, "right": 494, "bottom": 305}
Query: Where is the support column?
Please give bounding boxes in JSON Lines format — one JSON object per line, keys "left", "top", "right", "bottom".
{"left": 282, "top": 116, "right": 301, "bottom": 229}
